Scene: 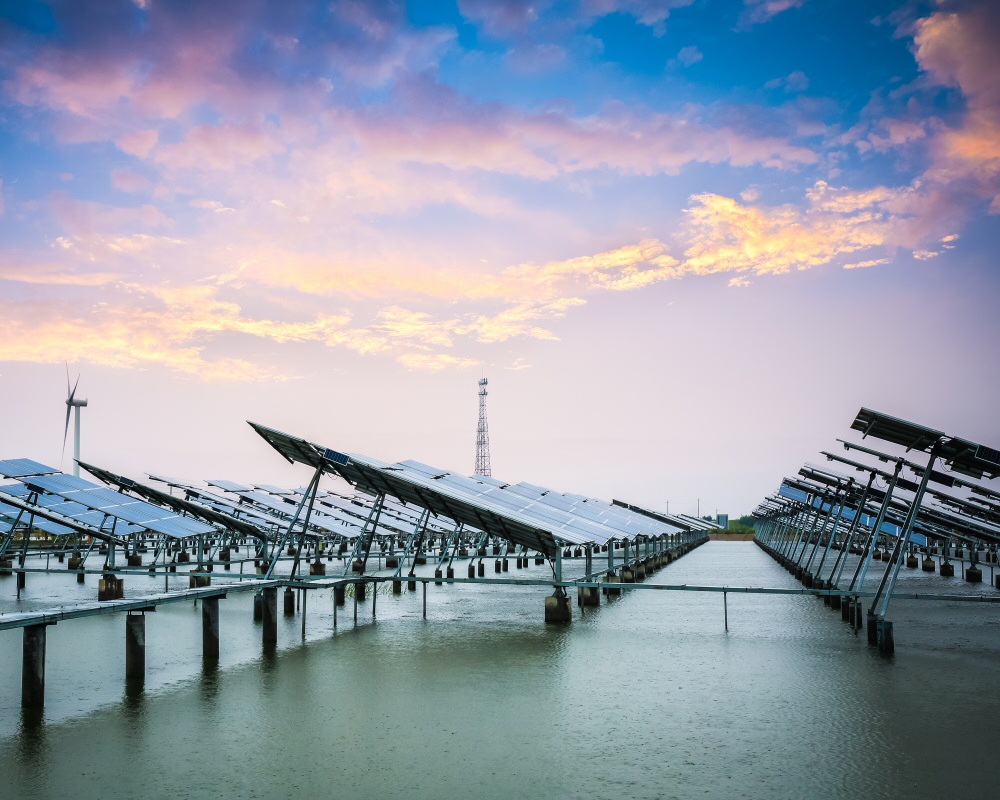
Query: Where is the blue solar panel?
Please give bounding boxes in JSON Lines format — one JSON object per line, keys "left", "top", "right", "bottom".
{"left": 0, "top": 458, "right": 59, "bottom": 479}
{"left": 323, "top": 448, "right": 350, "bottom": 466}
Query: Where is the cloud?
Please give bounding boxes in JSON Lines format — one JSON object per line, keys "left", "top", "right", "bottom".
{"left": 739, "top": 0, "right": 805, "bottom": 29}
{"left": 911, "top": 3, "right": 1000, "bottom": 185}
{"left": 189, "top": 198, "right": 235, "bottom": 213}
{"left": 460, "top": 1, "right": 696, "bottom": 40}
{"left": 116, "top": 130, "right": 159, "bottom": 158}
{"left": 458, "top": 0, "right": 541, "bottom": 38}
{"left": 677, "top": 46, "right": 703, "bottom": 67}
{"left": 765, "top": 71, "right": 809, "bottom": 92}
{"left": 843, "top": 258, "right": 889, "bottom": 269}
{"left": 674, "top": 178, "right": 961, "bottom": 281}
{"left": 110, "top": 169, "right": 153, "bottom": 194}
{"left": 397, "top": 352, "right": 480, "bottom": 371}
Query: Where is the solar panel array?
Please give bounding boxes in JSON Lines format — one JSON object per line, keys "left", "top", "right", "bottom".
{"left": 247, "top": 422, "right": 693, "bottom": 555}
{"left": 757, "top": 407, "right": 1000, "bottom": 549}
{"left": 0, "top": 461, "right": 216, "bottom": 540}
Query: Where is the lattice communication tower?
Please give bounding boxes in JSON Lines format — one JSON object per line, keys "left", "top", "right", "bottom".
{"left": 475, "top": 377, "right": 492, "bottom": 477}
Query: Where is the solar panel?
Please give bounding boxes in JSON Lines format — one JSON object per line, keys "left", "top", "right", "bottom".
{"left": 976, "top": 445, "right": 1000, "bottom": 467}
{"left": 207, "top": 479, "right": 251, "bottom": 493}
{"left": 0, "top": 458, "right": 60, "bottom": 479}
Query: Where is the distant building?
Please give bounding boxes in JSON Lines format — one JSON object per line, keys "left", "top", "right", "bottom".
{"left": 717, "top": 514, "right": 729, "bottom": 529}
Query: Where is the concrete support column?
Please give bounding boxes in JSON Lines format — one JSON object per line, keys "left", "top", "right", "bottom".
{"left": 545, "top": 592, "right": 571, "bottom": 623}
{"left": 125, "top": 613, "right": 145, "bottom": 686}
{"left": 877, "top": 617, "right": 894, "bottom": 655}
{"left": 22, "top": 623, "right": 49, "bottom": 709}
{"left": 262, "top": 587, "right": 278, "bottom": 646}
{"left": 202, "top": 597, "right": 220, "bottom": 660}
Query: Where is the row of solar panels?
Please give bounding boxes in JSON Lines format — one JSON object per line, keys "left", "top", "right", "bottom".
{"left": 757, "top": 408, "right": 1000, "bottom": 547}
{"left": 249, "top": 422, "right": 699, "bottom": 555}
{"left": 0, "top": 459, "right": 215, "bottom": 540}
{"left": 3, "top": 423, "right": 700, "bottom": 556}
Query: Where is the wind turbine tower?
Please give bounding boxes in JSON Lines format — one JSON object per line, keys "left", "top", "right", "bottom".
{"left": 474, "top": 377, "right": 491, "bottom": 477}
{"left": 63, "top": 367, "right": 88, "bottom": 478}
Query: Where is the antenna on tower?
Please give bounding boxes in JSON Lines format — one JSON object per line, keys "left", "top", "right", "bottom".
{"left": 475, "top": 377, "right": 491, "bottom": 477}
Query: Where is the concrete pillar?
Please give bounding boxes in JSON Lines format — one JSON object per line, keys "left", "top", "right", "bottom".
{"left": 253, "top": 592, "right": 263, "bottom": 621}
{"left": 545, "top": 592, "right": 571, "bottom": 624}
{"left": 22, "top": 623, "right": 48, "bottom": 709}
{"left": 434, "top": 568, "right": 443, "bottom": 585}
{"left": 877, "top": 618, "right": 894, "bottom": 655}
{"left": 966, "top": 566, "right": 982, "bottom": 583}
{"left": 578, "top": 586, "right": 600, "bottom": 607}
{"left": 334, "top": 585, "right": 346, "bottom": 606}
{"left": 478, "top": 561, "right": 485, "bottom": 577}
{"left": 392, "top": 579, "right": 402, "bottom": 594}
{"left": 283, "top": 587, "right": 295, "bottom": 616}
{"left": 262, "top": 587, "right": 278, "bottom": 646}
{"left": 468, "top": 563, "right": 475, "bottom": 579}
{"left": 940, "top": 562, "right": 955, "bottom": 577}
{"left": 202, "top": 597, "right": 220, "bottom": 660}
{"left": 125, "top": 613, "right": 145, "bottom": 685}
{"left": 866, "top": 613, "right": 878, "bottom": 645}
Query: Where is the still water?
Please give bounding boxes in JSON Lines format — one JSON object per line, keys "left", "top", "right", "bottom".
{"left": 1, "top": 542, "right": 997, "bottom": 799}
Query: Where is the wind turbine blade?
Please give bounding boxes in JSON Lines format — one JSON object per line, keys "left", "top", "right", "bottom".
{"left": 63, "top": 404, "right": 72, "bottom": 456}
{"left": 65, "top": 362, "right": 71, "bottom": 398}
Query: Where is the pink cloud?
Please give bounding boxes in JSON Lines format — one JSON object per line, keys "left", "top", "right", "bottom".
{"left": 116, "top": 130, "right": 160, "bottom": 158}
{"left": 111, "top": 169, "right": 153, "bottom": 194}
{"left": 912, "top": 3, "right": 1000, "bottom": 182}
{"left": 154, "top": 123, "right": 286, "bottom": 171}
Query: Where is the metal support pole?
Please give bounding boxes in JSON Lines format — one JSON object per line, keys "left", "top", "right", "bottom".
{"left": 850, "top": 460, "right": 903, "bottom": 592}
{"left": 724, "top": 590, "right": 728, "bottom": 632}
{"left": 830, "top": 473, "right": 876, "bottom": 586}
{"left": 872, "top": 446, "right": 940, "bottom": 619}
{"left": 422, "top": 581, "right": 427, "bottom": 619}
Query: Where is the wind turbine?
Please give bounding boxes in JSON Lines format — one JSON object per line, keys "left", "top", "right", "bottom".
{"left": 63, "top": 365, "right": 88, "bottom": 478}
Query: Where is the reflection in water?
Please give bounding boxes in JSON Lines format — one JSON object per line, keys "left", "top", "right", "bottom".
{"left": 0, "top": 542, "right": 998, "bottom": 800}
{"left": 198, "top": 661, "right": 219, "bottom": 705}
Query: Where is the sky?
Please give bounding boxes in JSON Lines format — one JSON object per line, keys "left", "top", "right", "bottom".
{"left": 1, "top": 0, "right": 999, "bottom": 517}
